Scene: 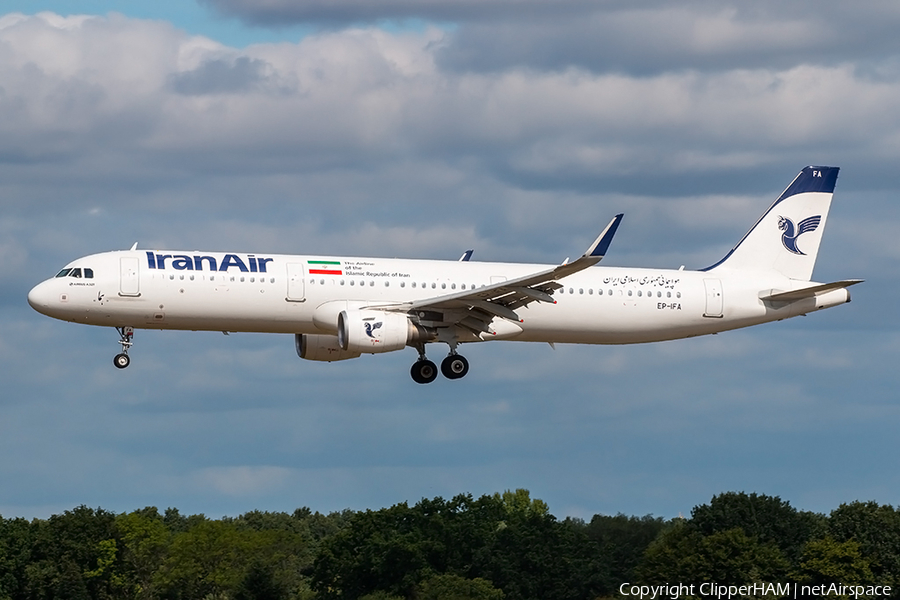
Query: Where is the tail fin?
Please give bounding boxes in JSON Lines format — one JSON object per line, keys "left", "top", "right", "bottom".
{"left": 703, "top": 166, "right": 839, "bottom": 280}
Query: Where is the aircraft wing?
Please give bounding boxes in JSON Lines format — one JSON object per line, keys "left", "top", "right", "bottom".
{"left": 380, "top": 214, "right": 623, "bottom": 332}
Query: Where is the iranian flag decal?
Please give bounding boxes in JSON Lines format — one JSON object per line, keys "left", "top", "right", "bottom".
{"left": 308, "top": 260, "right": 343, "bottom": 275}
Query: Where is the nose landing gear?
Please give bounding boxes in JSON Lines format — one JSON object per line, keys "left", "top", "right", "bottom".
{"left": 113, "top": 326, "right": 134, "bottom": 369}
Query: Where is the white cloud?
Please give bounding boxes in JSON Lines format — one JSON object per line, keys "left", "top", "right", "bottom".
{"left": 1, "top": 7, "right": 898, "bottom": 520}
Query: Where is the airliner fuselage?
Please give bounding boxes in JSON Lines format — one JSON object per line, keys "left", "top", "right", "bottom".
{"left": 27, "top": 167, "right": 861, "bottom": 383}
{"left": 27, "top": 250, "right": 845, "bottom": 342}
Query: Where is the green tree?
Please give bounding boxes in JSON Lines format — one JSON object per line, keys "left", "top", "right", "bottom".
{"left": 493, "top": 490, "right": 548, "bottom": 520}
{"left": 583, "top": 513, "right": 665, "bottom": 591}
{"left": 312, "top": 492, "right": 604, "bottom": 600}
{"left": 117, "top": 507, "right": 171, "bottom": 599}
{"left": 689, "top": 492, "right": 824, "bottom": 564}
{"left": 154, "top": 516, "right": 307, "bottom": 600}
{"left": 0, "top": 516, "right": 34, "bottom": 599}
{"left": 637, "top": 522, "right": 790, "bottom": 586}
{"left": 797, "top": 537, "right": 875, "bottom": 588}
{"left": 234, "top": 561, "right": 287, "bottom": 600}
{"left": 418, "top": 573, "right": 504, "bottom": 600}
{"left": 24, "top": 505, "right": 124, "bottom": 600}
{"left": 828, "top": 501, "right": 900, "bottom": 591}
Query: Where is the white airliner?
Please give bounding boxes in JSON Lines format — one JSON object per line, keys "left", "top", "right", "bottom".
{"left": 28, "top": 166, "right": 861, "bottom": 383}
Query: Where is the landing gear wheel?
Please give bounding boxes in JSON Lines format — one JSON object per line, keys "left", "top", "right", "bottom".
{"left": 113, "top": 326, "right": 134, "bottom": 369}
{"left": 441, "top": 354, "right": 469, "bottom": 380}
{"left": 411, "top": 359, "right": 438, "bottom": 384}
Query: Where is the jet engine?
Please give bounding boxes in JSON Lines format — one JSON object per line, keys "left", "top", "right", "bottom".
{"left": 295, "top": 333, "right": 362, "bottom": 362}
{"left": 337, "top": 310, "right": 430, "bottom": 354}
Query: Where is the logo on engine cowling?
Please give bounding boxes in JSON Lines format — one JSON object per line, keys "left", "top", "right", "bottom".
{"left": 364, "top": 321, "right": 383, "bottom": 339}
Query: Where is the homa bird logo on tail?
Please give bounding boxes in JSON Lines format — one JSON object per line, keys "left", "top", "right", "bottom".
{"left": 778, "top": 215, "right": 821, "bottom": 255}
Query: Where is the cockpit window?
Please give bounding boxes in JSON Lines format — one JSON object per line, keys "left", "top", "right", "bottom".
{"left": 55, "top": 268, "right": 92, "bottom": 278}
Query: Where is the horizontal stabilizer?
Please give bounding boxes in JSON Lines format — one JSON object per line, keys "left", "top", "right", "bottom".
{"left": 760, "top": 279, "right": 863, "bottom": 302}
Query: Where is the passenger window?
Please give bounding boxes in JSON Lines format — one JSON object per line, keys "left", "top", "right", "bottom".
{"left": 637, "top": 290, "right": 642, "bottom": 297}
{"left": 84, "top": 268, "right": 94, "bottom": 279}
{"left": 55, "top": 269, "right": 71, "bottom": 278}
{"left": 667, "top": 291, "right": 671, "bottom": 298}
{"left": 676, "top": 292, "right": 681, "bottom": 298}
{"left": 628, "top": 290, "right": 633, "bottom": 297}
{"left": 579, "top": 288, "right": 584, "bottom": 295}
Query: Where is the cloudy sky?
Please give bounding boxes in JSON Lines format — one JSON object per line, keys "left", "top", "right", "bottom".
{"left": 1, "top": 0, "right": 899, "bottom": 521}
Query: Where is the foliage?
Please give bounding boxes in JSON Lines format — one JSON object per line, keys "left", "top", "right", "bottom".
{"left": 0, "top": 492, "right": 897, "bottom": 600}
{"left": 689, "top": 492, "right": 825, "bottom": 562}
{"left": 827, "top": 501, "right": 900, "bottom": 589}
{"left": 636, "top": 522, "right": 790, "bottom": 585}
{"left": 417, "top": 573, "right": 504, "bottom": 600}
{"left": 583, "top": 513, "right": 666, "bottom": 587}
{"left": 797, "top": 537, "right": 875, "bottom": 587}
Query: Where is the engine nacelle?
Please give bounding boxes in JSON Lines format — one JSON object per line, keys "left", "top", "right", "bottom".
{"left": 337, "top": 310, "right": 427, "bottom": 354}
{"left": 295, "top": 333, "right": 362, "bottom": 362}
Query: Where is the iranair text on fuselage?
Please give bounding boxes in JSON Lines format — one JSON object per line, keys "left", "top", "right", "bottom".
{"left": 145, "top": 252, "right": 275, "bottom": 273}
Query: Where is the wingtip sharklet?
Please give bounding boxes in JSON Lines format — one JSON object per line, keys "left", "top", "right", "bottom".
{"left": 587, "top": 213, "right": 624, "bottom": 258}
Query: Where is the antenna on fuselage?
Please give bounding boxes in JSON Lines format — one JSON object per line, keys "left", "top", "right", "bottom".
{"left": 129, "top": 242, "right": 138, "bottom": 251}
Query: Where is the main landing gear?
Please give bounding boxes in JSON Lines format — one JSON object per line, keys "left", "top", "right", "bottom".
{"left": 113, "top": 326, "right": 134, "bottom": 369}
{"left": 410, "top": 346, "right": 469, "bottom": 384}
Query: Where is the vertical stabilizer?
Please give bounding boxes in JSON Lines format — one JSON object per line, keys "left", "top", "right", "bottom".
{"left": 703, "top": 166, "right": 839, "bottom": 281}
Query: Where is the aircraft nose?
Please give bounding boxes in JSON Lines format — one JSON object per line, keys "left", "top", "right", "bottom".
{"left": 27, "top": 280, "right": 54, "bottom": 313}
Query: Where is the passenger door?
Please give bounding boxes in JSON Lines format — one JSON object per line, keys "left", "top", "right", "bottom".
{"left": 119, "top": 257, "right": 140, "bottom": 297}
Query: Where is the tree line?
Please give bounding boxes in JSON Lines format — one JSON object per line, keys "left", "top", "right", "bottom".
{"left": 0, "top": 490, "right": 897, "bottom": 600}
